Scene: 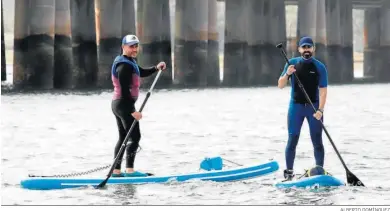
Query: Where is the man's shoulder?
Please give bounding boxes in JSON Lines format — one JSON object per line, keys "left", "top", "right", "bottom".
{"left": 312, "top": 58, "right": 327, "bottom": 70}
{"left": 289, "top": 57, "right": 302, "bottom": 64}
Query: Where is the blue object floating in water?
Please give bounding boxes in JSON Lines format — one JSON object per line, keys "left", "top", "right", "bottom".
{"left": 20, "top": 160, "right": 280, "bottom": 190}
{"left": 275, "top": 175, "right": 345, "bottom": 189}
{"left": 200, "top": 157, "right": 223, "bottom": 171}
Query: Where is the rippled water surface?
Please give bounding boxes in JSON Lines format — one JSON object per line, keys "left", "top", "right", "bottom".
{"left": 2, "top": 84, "right": 390, "bottom": 205}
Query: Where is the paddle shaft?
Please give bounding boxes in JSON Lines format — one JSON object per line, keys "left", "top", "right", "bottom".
{"left": 276, "top": 47, "right": 353, "bottom": 172}
{"left": 97, "top": 69, "right": 162, "bottom": 188}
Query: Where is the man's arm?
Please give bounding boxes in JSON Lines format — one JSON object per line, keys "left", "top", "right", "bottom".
{"left": 319, "top": 87, "right": 327, "bottom": 111}
{"left": 139, "top": 66, "right": 157, "bottom": 77}
{"left": 318, "top": 62, "right": 328, "bottom": 111}
{"left": 278, "top": 62, "right": 290, "bottom": 89}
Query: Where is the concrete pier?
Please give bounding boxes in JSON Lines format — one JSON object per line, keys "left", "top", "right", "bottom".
{"left": 13, "top": 0, "right": 55, "bottom": 89}
{"left": 174, "top": 0, "right": 208, "bottom": 87}
{"left": 70, "top": 0, "right": 98, "bottom": 88}
{"left": 269, "top": 0, "right": 287, "bottom": 84}
{"left": 247, "top": 0, "right": 286, "bottom": 86}
{"left": 158, "top": 0, "right": 173, "bottom": 87}
{"left": 207, "top": 0, "right": 220, "bottom": 86}
{"left": 223, "top": 0, "right": 248, "bottom": 87}
{"left": 173, "top": 0, "right": 185, "bottom": 86}
{"left": 315, "top": 0, "right": 327, "bottom": 65}
{"left": 54, "top": 0, "right": 74, "bottom": 89}
{"left": 247, "top": 0, "right": 265, "bottom": 86}
{"left": 138, "top": 0, "right": 172, "bottom": 88}
{"left": 297, "top": 0, "right": 317, "bottom": 58}
{"left": 95, "top": 0, "right": 123, "bottom": 88}
{"left": 297, "top": 0, "right": 327, "bottom": 63}
{"left": 339, "top": 0, "right": 354, "bottom": 82}
{"left": 325, "top": 0, "right": 342, "bottom": 83}
{"left": 138, "top": 0, "right": 162, "bottom": 85}
{"left": 378, "top": 3, "right": 390, "bottom": 81}
{"left": 122, "top": 0, "right": 136, "bottom": 37}
{"left": 1, "top": 0, "right": 6, "bottom": 82}
{"left": 363, "top": 8, "right": 380, "bottom": 78}
{"left": 4, "top": 0, "right": 388, "bottom": 91}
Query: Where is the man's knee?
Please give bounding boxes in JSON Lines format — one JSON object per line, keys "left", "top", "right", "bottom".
{"left": 310, "top": 132, "right": 323, "bottom": 147}
{"left": 286, "top": 134, "right": 300, "bottom": 150}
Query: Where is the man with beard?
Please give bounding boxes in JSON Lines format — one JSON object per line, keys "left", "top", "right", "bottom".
{"left": 277, "top": 36, "right": 328, "bottom": 181}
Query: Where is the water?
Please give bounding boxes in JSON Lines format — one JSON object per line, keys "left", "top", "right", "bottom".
{"left": 2, "top": 84, "right": 390, "bottom": 205}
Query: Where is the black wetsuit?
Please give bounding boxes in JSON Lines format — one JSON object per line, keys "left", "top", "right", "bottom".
{"left": 111, "top": 55, "right": 157, "bottom": 170}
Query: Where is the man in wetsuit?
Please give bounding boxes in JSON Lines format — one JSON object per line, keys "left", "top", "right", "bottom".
{"left": 277, "top": 36, "right": 328, "bottom": 181}
{"left": 111, "top": 34, "right": 166, "bottom": 177}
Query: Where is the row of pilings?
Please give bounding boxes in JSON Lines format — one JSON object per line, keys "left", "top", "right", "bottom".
{"left": 10, "top": 0, "right": 175, "bottom": 90}
{"left": 2, "top": 0, "right": 390, "bottom": 90}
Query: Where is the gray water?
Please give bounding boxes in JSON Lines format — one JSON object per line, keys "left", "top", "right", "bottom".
{"left": 2, "top": 84, "right": 390, "bottom": 205}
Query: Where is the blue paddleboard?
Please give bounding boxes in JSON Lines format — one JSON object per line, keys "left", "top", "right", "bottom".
{"left": 275, "top": 175, "right": 345, "bottom": 189}
{"left": 21, "top": 160, "right": 279, "bottom": 190}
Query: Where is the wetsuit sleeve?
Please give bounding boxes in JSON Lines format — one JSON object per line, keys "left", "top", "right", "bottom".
{"left": 281, "top": 62, "right": 289, "bottom": 77}
{"left": 280, "top": 58, "right": 297, "bottom": 77}
{"left": 317, "top": 62, "right": 328, "bottom": 88}
{"left": 116, "top": 63, "right": 136, "bottom": 106}
{"left": 139, "top": 66, "right": 157, "bottom": 77}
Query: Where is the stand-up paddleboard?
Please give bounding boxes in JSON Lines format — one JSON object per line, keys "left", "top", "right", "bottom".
{"left": 275, "top": 175, "right": 345, "bottom": 189}
{"left": 21, "top": 160, "right": 279, "bottom": 190}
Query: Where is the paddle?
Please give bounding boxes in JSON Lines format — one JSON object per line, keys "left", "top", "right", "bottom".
{"left": 275, "top": 43, "right": 365, "bottom": 187}
{"left": 96, "top": 69, "right": 163, "bottom": 189}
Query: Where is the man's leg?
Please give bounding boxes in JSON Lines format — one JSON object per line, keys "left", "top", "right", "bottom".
{"left": 121, "top": 114, "right": 142, "bottom": 174}
{"left": 307, "top": 107, "right": 325, "bottom": 167}
{"left": 113, "top": 115, "right": 127, "bottom": 175}
{"left": 285, "top": 103, "right": 305, "bottom": 179}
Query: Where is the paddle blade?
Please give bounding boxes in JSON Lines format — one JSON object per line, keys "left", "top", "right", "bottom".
{"left": 346, "top": 170, "right": 365, "bottom": 187}
{"left": 96, "top": 178, "right": 109, "bottom": 189}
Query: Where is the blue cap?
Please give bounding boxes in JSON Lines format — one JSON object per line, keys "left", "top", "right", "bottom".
{"left": 298, "top": 36, "right": 314, "bottom": 47}
{"left": 122, "top": 34, "right": 139, "bottom": 46}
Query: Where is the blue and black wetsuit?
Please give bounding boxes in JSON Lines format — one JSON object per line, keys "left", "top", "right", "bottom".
{"left": 280, "top": 57, "right": 328, "bottom": 170}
